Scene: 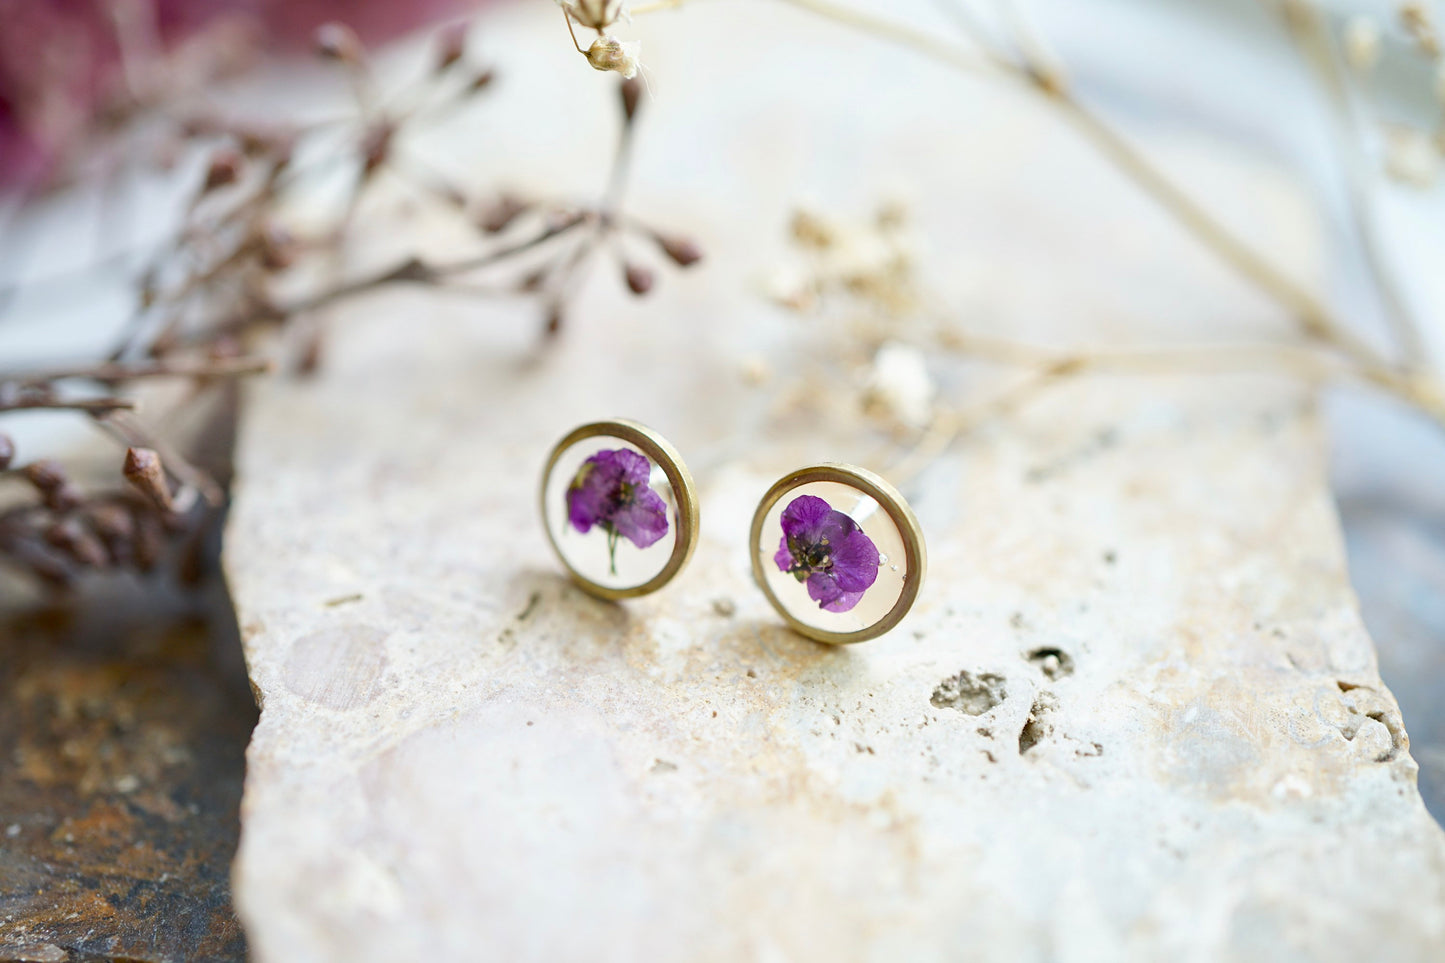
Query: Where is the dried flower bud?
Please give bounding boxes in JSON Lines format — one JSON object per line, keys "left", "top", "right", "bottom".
{"left": 299, "top": 333, "right": 324, "bottom": 375}
{"left": 362, "top": 122, "right": 395, "bottom": 176}
{"left": 0, "top": 433, "right": 13, "bottom": 471}
{"left": 1344, "top": 16, "right": 1381, "bottom": 72}
{"left": 240, "top": 128, "right": 295, "bottom": 163}
{"left": 791, "top": 210, "right": 835, "bottom": 248}
{"left": 1400, "top": 3, "right": 1441, "bottom": 56}
{"left": 481, "top": 196, "right": 531, "bottom": 233}
{"left": 624, "top": 263, "right": 654, "bottom": 295}
{"left": 657, "top": 234, "right": 703, "bottom": 267}
{"left": 560, "top": 0, "right": 627, "bottom": 31}
{"left": 1384, "top": 124, "right": 1439, "bottom": 188}
{"left": 46, "top": 482, "right": 85, "bottom": 513}
{"left": 20, "top": 544, "right": 71, "bottom": 588}
{"left": 620, "top": 77, "right": 643, "bottom": 122}
{"left": 315, "top": 22, "right": 365, "bottom": 64}
{"left": 123, "top": 447, "right": 174, "bottom": 512}
{"left": 46, "top": 519, "right": 108, "bottom": 568}
{"left": 23, "top": 459, "right": 66, "bottom": 492}
{"left": 90, "top": 502, "right": 135, "bottom": 545}
{"left": 586, "top": 36, "right": 640, "bottom": 79}
{"left": 436, "top": 21, "right": 469, "bottom": 72}
{"left": 260, "top": 224, "right": 297, "bottom": 271}
{"left": 203, "top": 150, "right": 242, "bottom": 192}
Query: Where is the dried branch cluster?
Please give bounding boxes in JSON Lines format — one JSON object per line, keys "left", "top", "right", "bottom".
{"left": 0, "top": 440, "right": 196, "bottom": 588}
{"left": 0, "top": 16, "right": 702, "bottom": 589}
{"left": 663, "top": 0, "right": 1445, "bottom": 477}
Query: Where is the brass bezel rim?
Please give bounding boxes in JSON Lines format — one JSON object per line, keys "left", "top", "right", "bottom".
{"left": 541, "top": 419, "right": 699, "bottom": 601}
{"left": 750, "top": 463, "right": 926, "bottom": 644}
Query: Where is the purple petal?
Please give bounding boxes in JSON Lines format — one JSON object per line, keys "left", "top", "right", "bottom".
{"left": 566, "top": 458, "right": 615, "bottom": 533}
{"left": 828, "top": 526, "right": 881, "bottom": 593}
{"left": 779, "top": 495, "right": 835, "bottom": 544}
{"left": 774, "top": 535, "right": 795, "bottom": 573}
{"left": 610, "top": 447, "right": 654, "bottom": 487}
{"left": 611, "top": 484, "right": 670, "bottom": 549}
{"left": 806, "top": 572, "right": 866, "bottom": 613}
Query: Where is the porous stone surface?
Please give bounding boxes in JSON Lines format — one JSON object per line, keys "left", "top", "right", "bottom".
{"left": 225, "top": 3, "right": 1445, "bottom": 960}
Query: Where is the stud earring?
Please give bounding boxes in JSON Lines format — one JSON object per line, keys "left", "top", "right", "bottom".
{"left": 541, "top": 419, "right": 699, "bottom": 600}
{"left": 750, "top": 464, "right": 926, "bottom": 644}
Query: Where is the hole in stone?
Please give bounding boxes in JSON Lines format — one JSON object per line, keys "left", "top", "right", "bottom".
{"left": 1025, "top": 647, "right": 1075, "bottom": 680}
{"left": 1018, "top": 692, "right": 1057, "bottom": 755}
{"left": 930, "top": 671, "right": 1006, "bottom": 715}
{"left": 1366, "top": 710, "right": 1405, "bottom": 763}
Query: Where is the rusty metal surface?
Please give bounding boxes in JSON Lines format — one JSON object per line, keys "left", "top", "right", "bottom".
{"left": 0, "top": 576, "right": 254, "bottom": 963}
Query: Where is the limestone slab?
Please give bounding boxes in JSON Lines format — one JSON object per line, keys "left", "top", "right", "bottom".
{"left": 225, "top": 3, "right": 1445, "bottom": 960}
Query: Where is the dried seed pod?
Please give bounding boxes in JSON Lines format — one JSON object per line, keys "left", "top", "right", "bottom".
{"left": 89, "top": 503, "right": 136, "bottom": 564}
{"left": 203, "top": 150, "right": 242, "bottom": 192}
{"left": 315, "top": 22, "right": 365, "bottom": 64}
{"left": 0, "top": 433, "right": 13, "bottom": 471}
{"left": 1401, "top": 3, "right": 1441, "bottom": 56}
{"left": 46, "top": 519, "right": 108, "bottom": 568}
{"left": 480, "top": 196, "right": 531, "bottom": 234}
{"left": 23, "top": 459, "right": 66, "bottom": 492}
{"left": 518, "top": 265, "right": 550, "bottom": 293}
{"left": 260, "top": 224, "right": 297, "bottom": 271}
{"left": 436, "top": 21, "right": 469, "bottom": 72}
{"left": 298, "top": 332, "right": 324, "bottom": 375}
{"left": 657, "top": 234, "right": 703, "bottom": 267}
{"left": 362, "top": 122, "right": 395, "bottom": 176}
{"left": 123, "top": 448, "right": 174, "bottom": 513}
{"left": 45, "top": 482, "right": 85, "bottom": 513}
{"left": 586, "top": 36, "right": 640, "bottom": 79}
{"left": 624, "top": 263, "right": 654, "bottom": 295}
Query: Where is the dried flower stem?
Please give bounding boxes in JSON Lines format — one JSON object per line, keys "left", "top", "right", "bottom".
{"left": 2, "top": 357, "right": 271, "bottom": 384}
{"left": 0, "top": 396, "right": 137, "bottom": 414}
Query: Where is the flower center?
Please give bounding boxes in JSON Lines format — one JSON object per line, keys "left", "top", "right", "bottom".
{"left": 794, "top": 534, "right": 833, "bottom": 573}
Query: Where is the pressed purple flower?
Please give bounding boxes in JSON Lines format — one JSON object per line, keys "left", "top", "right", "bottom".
{"left": 773, "top": 494, "right": 881, "bottom": 613}
{"left": 567, "top": 447, "right": 669, "bottom": 574}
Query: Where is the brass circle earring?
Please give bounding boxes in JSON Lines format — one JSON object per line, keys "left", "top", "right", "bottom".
{"left": 540, "top": 419, "right": 699, "bottom": 600}
{"left": 750, "top": 464, "right": 926, "bottom": 644}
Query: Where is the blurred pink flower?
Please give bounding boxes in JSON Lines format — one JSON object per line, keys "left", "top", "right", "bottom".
{"left": 0, "top": 0, "right": 473, "bottom": 192}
